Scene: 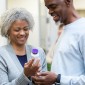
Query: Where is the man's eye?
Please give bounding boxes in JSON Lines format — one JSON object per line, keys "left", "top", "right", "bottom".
{"left": 51, "top": 5, "right": 57, "bottom": 9}
{"left": 52, "top": 6, "right": 56, "bottom": 8}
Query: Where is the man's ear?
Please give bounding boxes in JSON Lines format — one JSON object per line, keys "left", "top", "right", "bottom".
{"left": 64, "top": 0, "right": 71, "bottom": 6}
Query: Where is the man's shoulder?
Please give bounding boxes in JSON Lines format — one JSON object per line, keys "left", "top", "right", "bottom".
{"left": 79, "top": 17, "right": 85, "bottom": 22}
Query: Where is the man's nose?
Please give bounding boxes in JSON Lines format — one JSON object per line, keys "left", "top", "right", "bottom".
{"left": 49, "top": 9, "right": 54, "bottom": 15}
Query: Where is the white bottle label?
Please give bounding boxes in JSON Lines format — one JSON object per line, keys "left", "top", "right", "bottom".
{"left": 31, "top": 49, "right": 40, "bottom": 64}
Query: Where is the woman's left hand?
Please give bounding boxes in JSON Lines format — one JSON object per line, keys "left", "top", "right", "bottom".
{"left": 24, "top": 58, "right": 40, "bottom": 77}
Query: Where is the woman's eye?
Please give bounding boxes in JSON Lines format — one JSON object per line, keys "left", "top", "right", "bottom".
{"left": 14, "top": 29, "right": 20, "bottom": 32}
{"left": 14, "top": 28, "right": 20, "bottom": 32}
{"left": 24, "top": 27, "right": 29, "bottom": 31}
{"left": 13, "top": 27, "right": 29, "bottom": 32}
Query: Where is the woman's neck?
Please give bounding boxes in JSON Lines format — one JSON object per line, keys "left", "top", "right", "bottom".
{"left": 11, "top": 43, "right": 26, "bottom": 55}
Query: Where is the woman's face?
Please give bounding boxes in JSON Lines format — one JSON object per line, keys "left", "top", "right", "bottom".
{"left": 8, "top": 20, "right": 29, "bottom": 46}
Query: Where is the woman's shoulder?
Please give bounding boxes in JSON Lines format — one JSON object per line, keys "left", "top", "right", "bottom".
{"left": 0, "top": 45, "right": 7, "bottom": 51}
{"left": 0, "top": 45, "right": 9, "bottom": 61}
{"left": 0, "top": 44, "right": 12, "bottom": 56}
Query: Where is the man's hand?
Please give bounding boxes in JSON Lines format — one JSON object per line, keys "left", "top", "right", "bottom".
{"left": 32, "top": 71, "right": 57, "bottom": 85}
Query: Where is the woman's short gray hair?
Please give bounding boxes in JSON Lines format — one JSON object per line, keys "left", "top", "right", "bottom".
{"left": 0, "top": 8, "right": 35, "bottom": 38}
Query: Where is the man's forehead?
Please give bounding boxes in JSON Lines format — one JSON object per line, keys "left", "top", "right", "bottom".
{"left": 44, "top": 0, "right": 64, "bottom": 6}
{"left": 44, "top": 0, "right": 64, "bottom": 4}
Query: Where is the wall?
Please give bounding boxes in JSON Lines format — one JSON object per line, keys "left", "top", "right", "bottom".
{"left": 74, "top": 0, "right": 85, "bottom": 10}
{"left": 0, "top": 0, "right": 8, "bottom": 46}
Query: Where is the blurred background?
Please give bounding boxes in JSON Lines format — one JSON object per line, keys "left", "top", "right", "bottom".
{"left": 0, "top": 0, "right": 85, "bottom": 66}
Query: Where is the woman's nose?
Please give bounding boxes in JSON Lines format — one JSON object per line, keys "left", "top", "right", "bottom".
{"left": 20, "top": 30, "right": 25, "bottom": 35}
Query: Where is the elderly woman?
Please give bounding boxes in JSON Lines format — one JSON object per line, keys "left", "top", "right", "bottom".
{"left": 0, "top": 8, "right": 47, "bottom": 85}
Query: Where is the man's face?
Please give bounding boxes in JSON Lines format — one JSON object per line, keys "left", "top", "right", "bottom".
{"left": 44, "top": 0, "right": 67, "bottom": 23}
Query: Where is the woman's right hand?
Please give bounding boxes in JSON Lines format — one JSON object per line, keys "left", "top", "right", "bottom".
{"left": 24, "top": 58, "right": 40, "bottom": 77}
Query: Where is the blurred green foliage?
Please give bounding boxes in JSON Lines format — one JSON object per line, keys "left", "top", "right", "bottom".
{"left": 47, "top": 63, "right": 51, "bottom": 71}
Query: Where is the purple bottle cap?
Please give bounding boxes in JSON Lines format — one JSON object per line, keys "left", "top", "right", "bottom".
{"left": 32, "top": 49, "right": 38, "bottom": 54}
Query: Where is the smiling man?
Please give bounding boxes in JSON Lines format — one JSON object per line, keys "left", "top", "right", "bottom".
{"left": 32, "top": 0, "right": 85, "bottom": 85}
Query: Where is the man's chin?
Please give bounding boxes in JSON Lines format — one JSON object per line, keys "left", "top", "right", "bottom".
{"left": 55, "top": 21, "right": 61, "bottom": 25}
{"left": 54, "top": 18, "right": 63, "bottom": 25}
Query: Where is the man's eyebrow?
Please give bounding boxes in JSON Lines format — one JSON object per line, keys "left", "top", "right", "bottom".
{"left": 47, "top": 3, "right": 58, "bottom": 7}
{"left": 46, "top": 4, "right": 56, "bottom": 8}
